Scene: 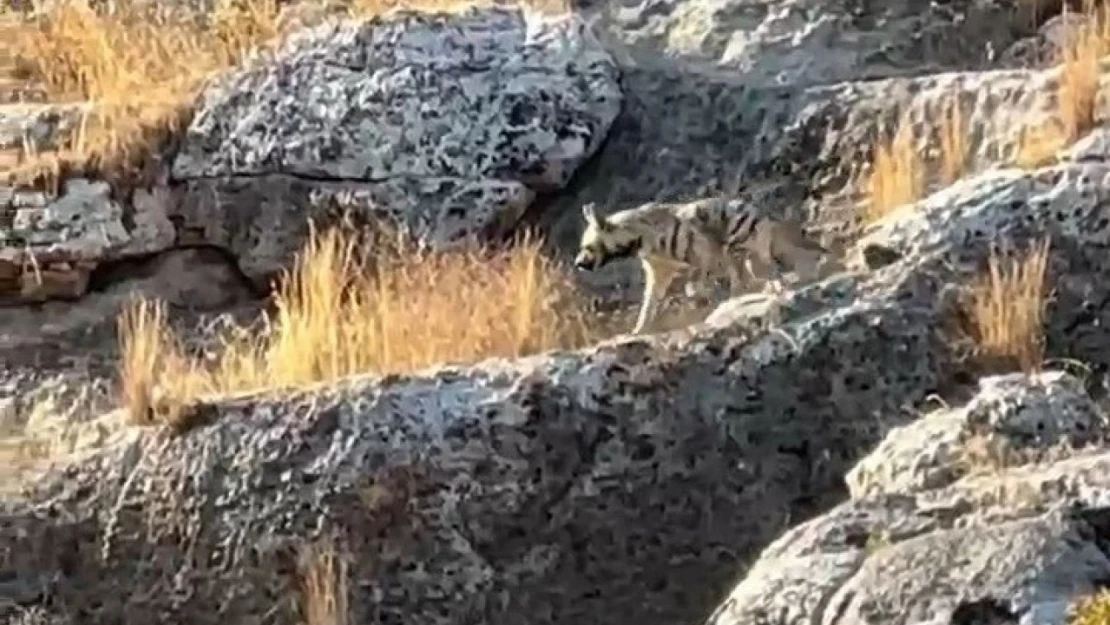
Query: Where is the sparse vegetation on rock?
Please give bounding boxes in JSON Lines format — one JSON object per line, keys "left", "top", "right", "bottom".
{"left": 117, "top": 223, "right": 599, "bottom": 429}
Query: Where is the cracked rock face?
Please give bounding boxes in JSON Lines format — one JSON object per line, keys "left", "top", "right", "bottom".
{"left": 170, "top": 5, "right": 621, "bottom": 284}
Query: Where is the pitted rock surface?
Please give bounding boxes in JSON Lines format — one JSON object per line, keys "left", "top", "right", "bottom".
{"left": 15, "top": 147, "right": 1110, "bottom": 623}
{"left": 846, "top": 371, "right": 1109, "bottom": 500}
{"left": 706, "top": 372, "right": 1110, "bottom": 625}
{"left": 169, "top": 173, "right": 534, "bottom": 287}
{"left": 174, "top": 6, "right": 621, "bottom": 187}
{"left": 0, "top": 264, "right": 956, "bottom": 625}
{"left": 170, "top": 5, "right": 620, "bottom": 281}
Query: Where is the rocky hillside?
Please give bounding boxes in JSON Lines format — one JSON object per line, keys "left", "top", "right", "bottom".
{"left": 6, "top": 0, "right": 1110, "bottom": 624}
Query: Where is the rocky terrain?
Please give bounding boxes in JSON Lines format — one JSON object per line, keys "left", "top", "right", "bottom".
{"left": 6, "top": 0, "right": 1110, "bottom": 624}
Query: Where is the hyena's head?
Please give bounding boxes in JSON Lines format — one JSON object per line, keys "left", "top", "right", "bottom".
{"left": 574, "top": 203, "right": 640, "bottom": 272}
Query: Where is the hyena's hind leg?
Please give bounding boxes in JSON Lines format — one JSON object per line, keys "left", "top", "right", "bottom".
{"left": 632, "top": 256, "right": 682, "bottom": 335}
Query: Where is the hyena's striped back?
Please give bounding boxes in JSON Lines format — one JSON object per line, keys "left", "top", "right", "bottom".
{"left": 681, "top": 197, "right": 762, "bottom": 255}
{"left": 685, "top": 196, "right": 837, "bottom": 286}
{"left": 574, "top": 196, "right": 840, "bottom": 334}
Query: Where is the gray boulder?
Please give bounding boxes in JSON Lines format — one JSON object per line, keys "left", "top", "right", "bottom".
{"left": 170, "top": 5, "right": 621, "bottom": 284}
{"left": 706, "top": 371, "right": 1110, "bottom": 625}
{"left": 847, "top": 371, "right": 1108, "bottom": 500}
{"left": 0, "top": 274, "right": 952, "bottom": 625}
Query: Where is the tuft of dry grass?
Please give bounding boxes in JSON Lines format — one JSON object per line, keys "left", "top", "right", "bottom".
{"left": 1009, "top": 0, "right": 1108, "bottom": 170}
{"left": 1057, "top": 1, "right": 1104, "bottom": 142}
{"left": 116, "top": 296, "right": 194, "bottom": 425}
{"left": 1070, "top": 588, "right": 1110, "bottom": 625}
{"left": 117, "top": 224, "right": 600, "bottom": 427}
{"left": 296, "top": 539, "right": 350, "bottom": 625}
{"left": 937, "top": 96, "right": 968, "bottom": 185}
{"left": 865, "top": 115, "right": 924, "bottom": 223}
{"left": 968, "top": 237, "right": 1053, "bottom": 374}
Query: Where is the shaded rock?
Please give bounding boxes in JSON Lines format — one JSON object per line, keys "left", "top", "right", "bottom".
{"left": 0, "top": 245, "right": 252, "bottom": 358}
{"left": 86, "top": 247, "right": 258, "bottom": 310}
{"left": 998, "top": 11, "right": 1087, "bottom": 70}
{"left": 861, "top": 243, "right": 902, "bottom": 270}
{"left": 171, "top": 5, "right": 621, "bottom": 280}
{"left": 706, "top": 371, "right": 1110, "bottom": 625}
{"left": 590, "top": 0, "right": 1032, "bottom": 86}
{"left": 171, "top": 174, "right": 532, "bottom": 287}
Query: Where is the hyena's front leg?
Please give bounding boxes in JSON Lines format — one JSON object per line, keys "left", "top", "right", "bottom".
{"left": 725, "top": 254, "right": 746, "bottom": 298}
{"left": 632, "top": 257, "right": 678, "bottom": 335}
{"left": 745, "top": 253, "right": 786, "bottom": 296}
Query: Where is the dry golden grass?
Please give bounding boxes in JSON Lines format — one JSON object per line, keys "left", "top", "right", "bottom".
{"left": 937, "top": 96, "right": 968, "bottom": 185}
{"left": 1057, "top": 1, "right": 1105, "bottom": 142}
{"left": 1008, "top": 0, "right": 1108, "bottom": 171}
{"left": 9, "top": 0, "right": 283, "bottom": 186}
{"left": 296, "top": 539, "right": 350, "bottom": 625}
{"left": 117, "top": 224, "right": 600, "bottom": 427}
{"left": 1070, "top": 588, "right": 1110, "bottom": 625}
{"left": 116, "top": 295, "right": 193, "bottom": 426}
{"left": 7, "top": 0, "right": 569, "bottom": 187}
{"left": 1013, "top": 119, "right": 1071, "bottom": 169}
{"left": 968, "top": 237, "right": 1053, "bottom": 374}
{"left": 865, "top": 115, "right": 924, "bottom": 223}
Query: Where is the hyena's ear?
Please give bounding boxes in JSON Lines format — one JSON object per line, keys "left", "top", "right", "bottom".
{"left": 581, "top": 203, "right": 607, "bottom": 229}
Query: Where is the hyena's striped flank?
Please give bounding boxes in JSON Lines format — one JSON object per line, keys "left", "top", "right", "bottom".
{"left": 573, "top": 197, "right": 838, "bottom": 334}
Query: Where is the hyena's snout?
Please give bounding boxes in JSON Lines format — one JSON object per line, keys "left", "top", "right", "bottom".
{"left": 574, "top": 250, "right": 599, "bottom": 272}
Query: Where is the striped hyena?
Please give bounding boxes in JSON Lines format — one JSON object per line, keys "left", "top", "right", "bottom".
{"left": 573, "top": 197, "right": 838, "bottom": 334}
